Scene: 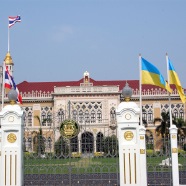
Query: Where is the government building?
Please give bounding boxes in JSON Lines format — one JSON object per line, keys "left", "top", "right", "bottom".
{"left": 2, "top": 52, "right": 186, "bottom": 154}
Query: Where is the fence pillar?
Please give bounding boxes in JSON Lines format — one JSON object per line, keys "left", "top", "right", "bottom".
{"left": 0, "top": 104, "right": 24, "bottom": 186}
{"left": 0, "top": 128, "right": 2, "bottom": 185}
{"left": 116, "top": 101, "right": 147, "bottom": 186}
{"left": 169, "top": 125, "right": 179, "bottom": 186}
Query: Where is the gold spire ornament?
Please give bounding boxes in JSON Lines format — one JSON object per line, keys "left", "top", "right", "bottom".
{"left": 4, "top": 52, "right": 14, "bottom": 65}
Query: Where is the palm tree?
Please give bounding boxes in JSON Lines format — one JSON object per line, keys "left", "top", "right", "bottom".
{"left": 154, "top": 111, "right": 172, "bottom": 139}
{"left": 174, "top": 118, "right": 186, "bottom": 145}
{"left": 154, "top": 111, "right": 186, "bottom": 152}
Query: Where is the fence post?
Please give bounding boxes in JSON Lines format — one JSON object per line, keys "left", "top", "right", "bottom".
{"left": 0, "top": 129, "right": 2, "bottom": 186}
{"left": 169, "top": 125, "right": 179, "bottom": 186}
{"left": 0, "top": 104, "right": 24, "bottom": 186}
{"left": 139, "top": 125, "right": 147, "bottom": 186}
{"left": 116, "top": 101, "right": 147, "bottom": 185}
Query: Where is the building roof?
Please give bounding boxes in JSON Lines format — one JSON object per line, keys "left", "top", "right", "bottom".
{"left": 17, "top": 78, "right": 177, "bottom": 93}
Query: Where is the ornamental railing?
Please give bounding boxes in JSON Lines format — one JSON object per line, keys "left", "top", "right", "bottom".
{"left": 53, "top": 85, "right": 120, "bottom": 94}
{"left": 2, "top": 87, "right": 180, "bottom": 98}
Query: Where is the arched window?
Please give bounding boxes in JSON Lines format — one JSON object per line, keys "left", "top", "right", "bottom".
{"left": 179, "top": 109, "right": 184, "bottom": 119}
{"left": 85, "top": 110, "right": 90, "bottom": 123}
{"left": 173, "top": 109, "right": 179, "bottom": 119}
{"left": 91, "top": 110, "right": 96, "bottom": 123}
{"left": 79, "top": 110, "right": 84, "bottom": 124}
{"left": 41, "top": 111, "right": 46, "bottom": 126}
{"left": 71, "top": 136, "right": 78, "bottom": 152}
{"left": 28, "top": 112, "right": 32, "bottom": 126}
{"left": 142, "top": 110, "right": 147, "bottom": 122}
{"left": 148, "top": 110, "right": 153, "bottom": 122}
{"left": 97, "top": 110, "right": 102, "bottom": 123}
{"left": 96, "top": 132, "right": 103, "bottom": 152}
{"left": 58, "top": 109, "right": 65, "bottom": 123}
{"left": 161, "top": 109, "right": 166, "bottom": 114}
{"left": 47, "top": 112, "right": 52, "bottom": 126}
{"left": 81, "top": 132, "right": 94, "bottom": 153}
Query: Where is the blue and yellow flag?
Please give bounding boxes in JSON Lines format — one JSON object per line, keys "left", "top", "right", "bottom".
{"left": 141, "top": 57, "right": 172, "bottom": 93}
{"left": 168, "top": 58, "right": 185, "bottom": 103}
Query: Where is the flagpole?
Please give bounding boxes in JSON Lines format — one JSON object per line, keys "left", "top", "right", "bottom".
{"left": 166, "top": 53, "right": 173, "bottom": 127}
{"left": 1, "top": 62, "right": 5, "bottom": 109}
{"left": 8, "top": 18, "right": 10, "bottom": 52}
{"left": 139, "top": 54, "right": 143, "bottom": 126}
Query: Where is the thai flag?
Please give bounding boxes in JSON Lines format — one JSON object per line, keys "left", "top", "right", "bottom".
{"left": 9, "top": 15, "right": 21, "bottom": 28}
{"left": 4, "top": 65, "right": 22, "bottom": 104}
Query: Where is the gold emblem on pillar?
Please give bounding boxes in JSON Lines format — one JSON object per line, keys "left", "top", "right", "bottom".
{"left": 172, "top": 135, "right": 176, "bottom": 139}
{"left": 172, "top": 148, "right": 178, "bottom": 153}
{"left": 124, "top": 131, "right": 134, "bottom": 141}
{"left": 7, "top": 133, "right": 17, "bottom": 143}
{"left": 140, "top": 149, "right": 145, "bottom": 154}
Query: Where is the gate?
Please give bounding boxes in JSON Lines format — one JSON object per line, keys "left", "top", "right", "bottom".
{"left": 146, "top": 131, "right": 186, "bottom": 186}
{"left": 146, "top": 134, "right": 172, "bottom": 186}
{"left": 24, "top": 123, "right": 119, "bottom": 186}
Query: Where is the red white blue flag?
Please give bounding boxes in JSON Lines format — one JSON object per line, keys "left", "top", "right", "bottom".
{"left": 4, "top": 65, "right": 22, "bottom": 104}
{"left": 9, "top": 15, "right": 21, "bottom": 28}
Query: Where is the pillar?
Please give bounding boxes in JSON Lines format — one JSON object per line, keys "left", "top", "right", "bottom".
{"left": 169, "top": 125, "right": 179, "bottom": 186}
{"left": 116, "top": 101, "right": 147, "bottom": 186}
{"left": 0, "top": 104, "right": 24, "bottom": 186}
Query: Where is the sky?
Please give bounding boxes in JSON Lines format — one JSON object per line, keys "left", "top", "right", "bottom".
{"left": 0, "top": 0, "right": 186, "bottom": 87}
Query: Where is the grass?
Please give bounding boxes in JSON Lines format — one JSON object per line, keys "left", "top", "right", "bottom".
{"left": 24, "top": 156, "right": 186, "bottom": 174}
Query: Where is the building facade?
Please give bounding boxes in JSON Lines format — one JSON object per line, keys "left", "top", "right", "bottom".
{"left": 2, "top": 52, "right": 186, "bottom": 153}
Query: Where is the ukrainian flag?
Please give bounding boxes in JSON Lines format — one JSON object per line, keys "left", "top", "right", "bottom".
{"left": 141, "top": 57, "right": 172, "bottom": 93}
{"left": 168, "top": 58, "right": 185, "bottom": 103}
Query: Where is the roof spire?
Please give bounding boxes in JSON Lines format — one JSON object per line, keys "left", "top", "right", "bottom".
{"left": 4, "top": 52, "right": 14, "bottom": 65}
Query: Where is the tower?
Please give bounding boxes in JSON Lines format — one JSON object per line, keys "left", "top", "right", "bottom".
{"left": 4, "top": 52, "right": 14, "bottom": 76}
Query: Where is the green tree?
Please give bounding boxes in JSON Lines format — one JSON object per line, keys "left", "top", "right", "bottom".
{"left": 54, "top": 136, "right": 69, "bottom": 158}
{"left": 174, "top": 118, "right": 186, "bottom": 143}
{"left": 154, "top": 112, "right": 171, "bottom": 138}
{"left": 155, "top": 112, "right": 185, "bottom": 138}
{"left": 102, "top": 135, "right": 118, "bottom": 157}
{"left": 33, "top": 116, "right": 45, "bottom": 155}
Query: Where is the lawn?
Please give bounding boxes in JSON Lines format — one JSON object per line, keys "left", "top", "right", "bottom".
{"left": 24, "top": 156, "right": 186, "bottom": 174}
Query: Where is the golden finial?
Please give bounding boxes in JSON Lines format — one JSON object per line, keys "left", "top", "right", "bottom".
{"left": 4, "top": 52, "right": 14, "bottom": 65}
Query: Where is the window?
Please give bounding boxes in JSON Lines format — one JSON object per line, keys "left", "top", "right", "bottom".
{"left": 85, "top": 110, "right": 90, "bottom": 123}
{"left": 28, "top": 112, "right": 32, "bottom": 126}
{"left": 180, "top": 109, "right": 184, "bottom": 119}
{"left": 91, "top": 110, "right": 96, "bottom": 123}
{"left": 22, "top": 107, "right": 32, "bottom": 127}
{"left": 147, "top": 110, "right": 153, "bottom": 121}
{"left": 173, "top": 109, "right": 179, "bottom": 119}
{"left": 142, "top": 111, "right": 147, "bottom": 122}
{"left": 97, "top": 110, "right": 102, "bottom": 123}
{"left": 58, "top": 108, "right": 65, "bottom": 123}
{"left": 41, "top": 112, "right": 46, "bottom": 126}
{"left": 47, "top": 112, "right": 52, "bottom": 126}
{"left": 79, "top": 110, "right": 84, "bottom": 123}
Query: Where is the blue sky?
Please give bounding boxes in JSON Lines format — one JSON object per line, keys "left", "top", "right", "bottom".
{"left": 1, "top": 0, "right": 186, "bottom": 87}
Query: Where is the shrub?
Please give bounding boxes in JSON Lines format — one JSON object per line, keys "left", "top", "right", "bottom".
{"left": 146, "top": 149, "right": 154, "bottom": 157}
{"left": 178, "top": 149, "right": 186, "bottom": 156}
{"left": 184, "top": 144, "right": 186, "bottom": 151}
{"left": 71, "top": 152, "right": 81, "bottom": 158}
{"left": 94, "top": 152, "right": 104, "bottom": 157}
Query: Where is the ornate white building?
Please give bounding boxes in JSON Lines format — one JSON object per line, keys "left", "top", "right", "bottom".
{"left": 2, "top": 52, "right": 186, "bottom": 153}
